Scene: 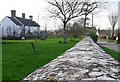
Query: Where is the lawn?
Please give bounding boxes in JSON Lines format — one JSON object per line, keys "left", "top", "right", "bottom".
{"left": 0, "top": 44, "right": 2, "bottom": 82}
{"left": 101, "top": 46, "right": 120, "bottom": 62}
{"left": 2, "top": 38, "right": 80, "bottom": 80}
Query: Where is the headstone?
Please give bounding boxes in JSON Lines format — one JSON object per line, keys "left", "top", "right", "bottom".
{"left": 40, "top": 31, "right": 46, "bottom": 40}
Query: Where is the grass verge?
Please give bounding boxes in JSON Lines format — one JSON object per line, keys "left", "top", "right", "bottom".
{"left": 2, "top": 38, "right": 80, "bottom": 80}
{"left": 0, "top": 44, "right": 2, "bottom": 82}
{"left": 101, "top": 46, "right": 120, "bottom": 62}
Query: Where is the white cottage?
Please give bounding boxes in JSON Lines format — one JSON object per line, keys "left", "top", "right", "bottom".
{"left": 0, "top": 10, "right": 40, "bottom": 39}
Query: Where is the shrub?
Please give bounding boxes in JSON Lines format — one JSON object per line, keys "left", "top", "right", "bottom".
{"left": 110, "top": 36, "right": 117, "bottom": 40}
{"left": 2, "top": 36, "right": 21, "bottom": 40}
{"left": 58, "top": 41, "right": 62, "bottom": 43}
{"left": 89, "top": 32, "right": 98, "bottom": 43}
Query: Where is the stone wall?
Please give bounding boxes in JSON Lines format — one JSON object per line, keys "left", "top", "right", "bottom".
{"left": 24, "top": 37, "right": 120, "bottom": 81}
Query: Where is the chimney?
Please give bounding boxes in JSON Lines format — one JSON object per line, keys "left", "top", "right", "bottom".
{"left": 29, "top": 15, "right": 33, "bottom": 20}
{"left": 11, "top": 10, "right": 16, "bottom": 17}
{"left": 22, "top": 13, "right": 25, "bottom": 18}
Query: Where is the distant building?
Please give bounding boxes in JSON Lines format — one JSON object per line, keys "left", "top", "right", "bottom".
{"left": 98, "top": 29, "right": 118, "bottom": 39}
{"left": 0, "top": 10, "right": 40, "bottom": 39}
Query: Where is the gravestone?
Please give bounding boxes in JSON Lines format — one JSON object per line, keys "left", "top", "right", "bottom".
{"left": 40, "top": 31, "right": 46, "bottom": 40}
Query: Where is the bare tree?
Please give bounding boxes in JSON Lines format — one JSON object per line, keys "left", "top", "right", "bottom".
{"left": 47, "top": 0, "right": 86, "bottom": 43}
{"left": 82, "top": 0, "right": 107, "bottom": 28}
{"left": 108, "top": 13, "right": 118, "bottom": 39}
{"left": 47, "top": 0, "right": 106, "bottom": 43}
{"left": 66, "top": 23, "right": 73, "bottom": 41}
{"left": 83, "top": 1, "right": 97, "bottom": 28}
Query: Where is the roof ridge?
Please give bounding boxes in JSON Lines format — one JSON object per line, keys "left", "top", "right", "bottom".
{"left": 15, "top": 16, "right": 34, "bottom": 22}
{"left": 14, "top": 17, "right": 24, "bottom": 26}
{"left": 7, "top": 16, "right": 22, "bottom": 26}
{"left": 7, "top": 16, "right": 40, "bottom": 27}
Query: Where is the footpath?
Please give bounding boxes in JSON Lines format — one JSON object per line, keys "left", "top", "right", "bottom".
{"left": 98, "top": 41, "right": 120, "bottom": 53}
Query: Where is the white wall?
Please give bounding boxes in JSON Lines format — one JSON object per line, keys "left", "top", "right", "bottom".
{"left": 0, "top": 16, "right": 40, "bottom": 38}
{"left": 1, "top": 17, "right": 21, "bottom": 37}
{"left": 25, "top": 26, "right": 40, "bottom": 33}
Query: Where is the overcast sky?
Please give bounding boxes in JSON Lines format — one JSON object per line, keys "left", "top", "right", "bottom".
{"left": 0, "top": 0, "right": 119, "bottom": 30}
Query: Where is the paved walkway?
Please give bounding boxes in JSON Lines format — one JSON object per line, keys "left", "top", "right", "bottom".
{"left": 97, "top": 41, "right": 120, "bottom": 53}
{"left": 24, "top": 37, "right": 120, "bottom": 81}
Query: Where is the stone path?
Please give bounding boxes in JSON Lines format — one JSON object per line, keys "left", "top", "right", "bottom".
{"left": 98, "top": 41, "right": 120, "bottom": 53}
{"left": 24, "top": 37, "right": 120, "bottom": 81}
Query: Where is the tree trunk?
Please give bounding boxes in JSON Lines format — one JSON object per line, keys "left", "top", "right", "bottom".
{"left": 63, "top": 22, "right": 67, "bottom": 44}
{"left": 117, "top": 29, "right": 120, "bottom": 43}
{"left": 111, "top": 27, "right": 114, "bottom": 39}
{"left": 84, "top": 15, "right": 87, "bottom": 28}
{"left": 70, "top": 35, "right": 73, "bottom": 41}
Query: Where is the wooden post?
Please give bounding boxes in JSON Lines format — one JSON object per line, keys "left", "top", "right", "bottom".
{"left": 31, "top": 42, "right": 36, "bottom": 55}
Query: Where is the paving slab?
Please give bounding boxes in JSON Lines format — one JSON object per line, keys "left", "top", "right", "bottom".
{"left": 24, "top": 37, "right": 120, "bottom": 81}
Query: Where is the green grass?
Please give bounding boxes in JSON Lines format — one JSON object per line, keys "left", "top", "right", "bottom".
{"left": 2, "top": 38, "right": 80, "bottom": 80}
{"left": 101, "top": 46, "right": 120, "bottom": 62}
{"left": 98, "top": 38, "right": 116, "bottom": 43}
{"left": 0, "top": 44, "right": 2, "bottom": 82}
